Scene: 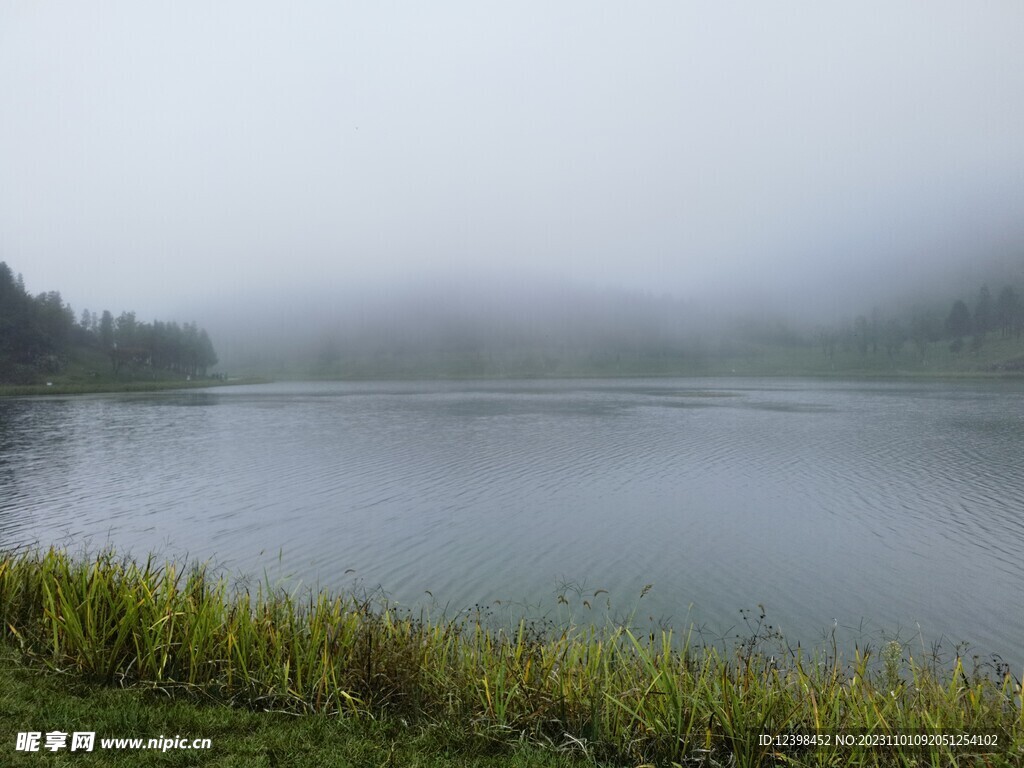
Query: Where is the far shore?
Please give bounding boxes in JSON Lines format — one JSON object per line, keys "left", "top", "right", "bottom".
{"left": 0, "top": 376, "right": 268, "bottom": 398}
{"left": 4, "top": 366, "right": 1024, "bottom": 398}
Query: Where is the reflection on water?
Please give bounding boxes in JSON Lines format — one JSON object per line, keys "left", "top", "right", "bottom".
{"left": 1, "top": 378, "right": 1022, "bottom": 666}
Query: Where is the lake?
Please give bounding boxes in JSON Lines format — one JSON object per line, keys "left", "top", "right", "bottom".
{"left": 2, "top": 378, "right": 1022, "bottom": 669}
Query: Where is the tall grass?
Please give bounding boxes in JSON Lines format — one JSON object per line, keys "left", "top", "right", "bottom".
{"left": 1, "top": 548, "right": 1020, "bottom": 766}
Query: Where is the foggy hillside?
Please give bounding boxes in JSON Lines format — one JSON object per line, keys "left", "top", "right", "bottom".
{"left": 196, "top": 253, "right": 1024, "bottom": 378}
{"left": 201, "top": 277, "right": 713, "bottom": 376}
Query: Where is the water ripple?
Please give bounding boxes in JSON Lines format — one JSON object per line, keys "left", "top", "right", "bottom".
{"left": 1, "top": 379, "right": 1022, "bottom": 667}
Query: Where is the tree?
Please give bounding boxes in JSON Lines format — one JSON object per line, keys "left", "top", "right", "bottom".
{"left": 165, "top": 321, "right": 183, "bottom": 372}
{"left": 98, "top": 310, "right": 114, "bottom": 349}
{"left": 35, "top": 291, "right": 73, "bottom": 345}
{"left": 196, "top": 329, "right": 218, "bottom": 376}
{"left": 179, "top": 321, "right": 220, "bottom": 377}
{"left": 0, "top": 262, "right": 39, "bottom": 374}
{"left": 114, "top": 311, "right": 137, "bottom": 346}
{"left": 974, "top": 285, "right": 994, "bottom": 335}
{"left": 996, "top": 286, "right": 1020, "bottom": 339}
{"left": 0, "top": 264, "right": 78, "bottom": 380}
{"left": 945, "top": 300, "right": 971, "bottom": 339}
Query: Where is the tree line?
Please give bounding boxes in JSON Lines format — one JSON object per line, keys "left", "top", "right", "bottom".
{"left": 943, "top": 284, "right": 1022, "bottom": 354}
{"left": 819, "top": 282, "right": 1024, "bottom": 362}
{"left": 0, "top": 261, "right": 217, "bottom": 384}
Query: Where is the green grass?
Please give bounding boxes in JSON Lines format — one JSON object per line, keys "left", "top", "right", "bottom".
{"left": 1, "top": 548, "right": 1021, "bottom": 766}
{"left": 0, "top": 645, "right": 596, "bottom": 767}
{"left": 0, "top": 344, "right": 268, "bottom": 397}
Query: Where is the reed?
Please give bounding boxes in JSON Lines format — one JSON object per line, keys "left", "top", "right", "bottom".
{"left": 1, "top": 548, "right": 1020, "bottom": 766}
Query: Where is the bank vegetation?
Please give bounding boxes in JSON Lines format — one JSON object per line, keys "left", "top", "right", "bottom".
{"left": 1, "top": 548, "right": 1020, "bottom": 766}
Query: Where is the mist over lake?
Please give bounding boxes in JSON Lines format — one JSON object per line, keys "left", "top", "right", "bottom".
{"left": 4, "top": 378, "right": 1022, "bottom": 668}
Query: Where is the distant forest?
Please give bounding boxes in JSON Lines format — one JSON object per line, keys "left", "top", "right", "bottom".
{"left": 818, "top": 282, "right": 1024, "bottom": 364}
{"left": 0, "top": 261, "right": 217, "bottom": 384}
{"left": 289, "top": 275, "right": 1024, "bottom": 378}
{"left": 4, "top": 257, "right": 1024, "bottom": 384}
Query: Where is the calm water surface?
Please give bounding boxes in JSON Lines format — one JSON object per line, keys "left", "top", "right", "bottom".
{"left": 2, "top": 379, "right": 1022, "bottom": 666}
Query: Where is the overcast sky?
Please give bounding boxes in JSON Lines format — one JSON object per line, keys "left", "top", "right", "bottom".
{"left": 2, "top": 2, "right": 1023, "bottom": 322}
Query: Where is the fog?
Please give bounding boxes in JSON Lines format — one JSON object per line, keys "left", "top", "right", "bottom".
{"left": 3, "top": 2, "right": 1023, "bottom": 363}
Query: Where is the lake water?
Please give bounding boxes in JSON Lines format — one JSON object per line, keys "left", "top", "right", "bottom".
{"left": 2, "top": 378, "right": 1022, "bottom": 669}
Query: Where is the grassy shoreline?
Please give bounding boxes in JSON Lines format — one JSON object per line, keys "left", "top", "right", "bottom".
{"left": 5, "top": 370, "right": 1021, "bottom": 401}
{"left": 6, "top": 336, "right": 1024, "bottom": 395}
{"left": 1, "top": 549, "right": 1020, "bottom": 766}
{"left": 0, "top": 377, "right": 268, "bottom": 398}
